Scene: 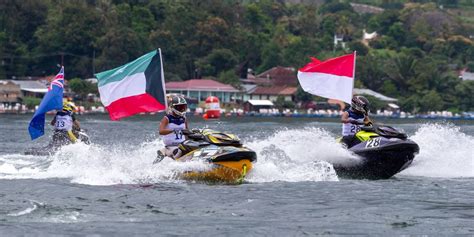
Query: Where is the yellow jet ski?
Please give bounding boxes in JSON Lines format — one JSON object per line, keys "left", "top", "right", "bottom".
{"left": 156, "top": 129, "right": 257, "bottom": 184}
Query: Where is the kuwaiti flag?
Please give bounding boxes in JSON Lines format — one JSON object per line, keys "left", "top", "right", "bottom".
{"left": 95, "top": 49, "right": 167, "bottom": 120}
{"left": 297, "top": 52, "right": 356, "bottom": 104}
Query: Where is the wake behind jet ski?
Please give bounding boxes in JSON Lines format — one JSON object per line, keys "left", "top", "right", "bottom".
{"left": 24, "top": 129, "right": 90, "bottom": 156}
{"left": 155, "top": 129, "right": 257, "bottom": 184}
{"left": 334, "top": 125, "right": 419, "bottom": 179}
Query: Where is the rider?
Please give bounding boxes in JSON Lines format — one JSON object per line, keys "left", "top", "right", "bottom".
{"left": 341, "top": 95, "right": 372, "bottom": 148}
{"left": 50, "top": 101, "right": 81, "bottom": 144}
{"left": 159, "top": 94, "right": 188, "bottom": 159}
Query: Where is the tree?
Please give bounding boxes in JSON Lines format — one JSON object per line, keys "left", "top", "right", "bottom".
{"left": 295, "top": 86, "right": 312, "bottom": 103}
{"left": 195, "top": 48, "right": 238, "bottom": 77}
{"left": 419, "top": 90, "right": 444, "bottom": 112}
{"left": 69, "top": 78, "right": 98, "bottom": 99}
{"left": 218, "top": 69, "right": 240, "bottom": 88}
{"left": 455, "top": 81, "right": 474, "bottom": 111}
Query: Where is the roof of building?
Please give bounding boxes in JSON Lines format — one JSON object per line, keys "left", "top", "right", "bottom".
{"left": 251, "top": 86, "right": 298, "bottom": 96}
{"left": 460, "top": 71, "right": 474, "bottom": 81}
{"left": 240, "top": 76, "right": 272, "bottom": 86}
{"left": 0, "top": 80, "right": 21, "bottom": 93}
{"left": 353, "top": 88, "right": 397, "bottom": 102}
{"left": 241, "top": 84, "right": 257, "bottom": 93}
{"left": 165, "top": 79, "right": 239, "bottom": 92}
{"left": 350, "top": 3, "right": 384, "bottom": 14}
{"left": 256, "top": 66, "right": 298, "bottom": 86}
{"left": 247, "top": 100, "right": 274, "bottom": 106}
{"left": 9, "top": 80, "right": 48, "bottom": 93}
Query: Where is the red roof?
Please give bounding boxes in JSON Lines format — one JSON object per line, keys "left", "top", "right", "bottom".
{"left": 256, "top": 66, "right": 298, "bottom": 86}
{"left": 166, "top": 79, "right": 239, "bottom": 92}
{"left": 251, "top": 86, "right": 297, "bottom": 95}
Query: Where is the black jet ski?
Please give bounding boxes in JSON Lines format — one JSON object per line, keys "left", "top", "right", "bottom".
{"left": 155, "top": 129, "right": 257, "bottom": 183}
{"left": 24, "top": 130, "right": 90, "bottom": 156}
{"left": 335, "top": 125, "right": 419, "bottom": 179}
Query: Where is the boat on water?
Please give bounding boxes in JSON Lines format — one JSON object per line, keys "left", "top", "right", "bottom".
{"left": 155, "top": 129, "right": 257, "bottom": 184}
{"left": 335, "top": 125, "right": 420, "bottom": 179}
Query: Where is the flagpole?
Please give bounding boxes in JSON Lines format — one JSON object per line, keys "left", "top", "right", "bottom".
{"left": 352, "top": 51, "right": 357, "bottom": 97}
{"left": 159, "top": 48, "right": 168, "bottom": 108}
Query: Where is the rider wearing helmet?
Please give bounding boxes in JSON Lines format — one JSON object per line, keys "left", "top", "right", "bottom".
{"left": 340, "top": 95, "right": 372, "bottom": 148}
{"left": 50, "top": 101, "right": 81, "bottom": 144}
{"left": 158, "top": 94, "right": 189, "bottom": 159}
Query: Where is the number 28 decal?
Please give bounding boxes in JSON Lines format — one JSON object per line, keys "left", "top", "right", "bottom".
{"left": 366, "top": 138, "right": 381, "bottom": 148}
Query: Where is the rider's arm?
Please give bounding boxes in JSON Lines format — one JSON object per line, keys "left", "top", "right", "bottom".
{"left": 159, "top": 116, "right": 173, "bottom": 135}
{"left": 364, "top": 116, "right": 373, "bottom": 126}
{"left": 73, "top": 121, "right": 81, "bottom": 131}
{"left": 71, "top": 114, "right": 80, "bottom": 131}
{"left": 341, "top": 111, "right": 350, "bottom": 123}
{"left": 50, "top": 116, "right": 56, "bottom": 126}
{"left": 341, "top": 111, "right": 364, "bottom": 125}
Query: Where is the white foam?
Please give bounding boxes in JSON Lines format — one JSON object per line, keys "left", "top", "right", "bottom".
{"left": 401, "top": 123, "right": 474, "bottom": 178}
{"left": 246, "top": 127, "right": 342, "bottom": 182}
{"left": 7, "top": 200, "right": 43, "bottom": 217}
{"left": 1, "top": 124, "right": 471, "bottom": 184}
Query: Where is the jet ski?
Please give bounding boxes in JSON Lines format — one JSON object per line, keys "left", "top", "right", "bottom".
{"left": 335, "top": 125, "right": 419, "bottom": 179}
{"left": 24, "top": 129, "right": 91, "bottom": 156}
{"left": 155, "top": 129, "right": 257, "bottom": 184}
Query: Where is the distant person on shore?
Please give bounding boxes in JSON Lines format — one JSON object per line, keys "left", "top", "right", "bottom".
{"left": 340, "top": 95, "right": 372, "bottom": 148}
{"left": 158, "top": 94, "right": 188, "bottom": 159}
{"left": 50, "top": 101, "right": 81, "bottom": 144}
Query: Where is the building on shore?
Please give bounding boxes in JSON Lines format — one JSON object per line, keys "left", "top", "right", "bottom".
{"left": 165, "top": 79, "right": 241, "bottom": 103}
{"left": 0, "top": 81, "right": 21, "bottom": 102}
{"left": 9, "top": 80, "right": 48, "bottom": 98}
{"left": 240, "top": 66, "right": 299, "bottom": 103}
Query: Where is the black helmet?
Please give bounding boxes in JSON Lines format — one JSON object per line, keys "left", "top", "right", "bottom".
{"left": 351, "top": 95, "right": 370, "bottom": 114}
{"left": 167, "top": 94, "right": 187, "bottom": 117}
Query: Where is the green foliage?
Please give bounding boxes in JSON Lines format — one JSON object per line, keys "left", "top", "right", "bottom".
{"left": 2, "top": 1, "right": 474, "bottom": 112}
{"left": 196, "top": 49, "right": 238, "bottom": 76}
{"left": 295, "top": 86, "right": 313, "bottom": 103}
{"left": 420, "top": 90, "right": 444, "bottom": 112}
{"left": 23, "top": 97, "right": 42, "bottom": 109}
{"left": 275, "top": 96, "right": 295, "bottom": 109}
{"left": 217, "top": 70, "right": 240, "bottom": 89}
{"left": 467, "top": 61, "right": 474, "bottom": 71}
{"left": 363, "top": 95, "right": 386, "bottom": 112}
{"left": 68, "top": 78, "right": 98, "bottom": 99}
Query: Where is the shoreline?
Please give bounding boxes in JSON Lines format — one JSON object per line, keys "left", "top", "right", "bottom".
{"left": 2, "top": 111, "right": 474, "bottom": 123}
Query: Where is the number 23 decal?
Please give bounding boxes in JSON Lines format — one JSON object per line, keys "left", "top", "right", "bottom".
{"left": 366, "top": 138, "right": 381, "bottom": 148}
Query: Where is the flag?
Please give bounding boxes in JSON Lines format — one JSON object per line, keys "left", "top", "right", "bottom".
{"left": 95, "top": 49, "right": 167, "bottom": 120}
{"left": 297, "top": 52, "right": 356, "bottom": 104}
{"left": 28, "top": 67, "right": 65, "bottom": 140}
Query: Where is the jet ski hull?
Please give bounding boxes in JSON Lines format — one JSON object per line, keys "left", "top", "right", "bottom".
{"left": 334, "top": 139, "right": 419, "bottom": 180}
{"left": 180, "top": 159, "right": 253, "bottom": 183}
{"left": 175, "top": 143, "right": 256, "bottom": 184}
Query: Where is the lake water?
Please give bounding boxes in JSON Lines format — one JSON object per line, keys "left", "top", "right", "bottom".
{"left": 0, "top": 114, "right": 473, "bottom": 235}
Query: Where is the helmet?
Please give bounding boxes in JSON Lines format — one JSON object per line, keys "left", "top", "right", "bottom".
{"left": 167, "top": 94, "right": 187, "bottom": 117}
{"left": 351, "top": 95, "right": 370, "bottom": 114}
{"left": 63, "top": 101, "right": 76, "bottom": 113}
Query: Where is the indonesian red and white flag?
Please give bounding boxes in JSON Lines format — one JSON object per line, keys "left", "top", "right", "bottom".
{"left": 297, "top": 52, "right": 356, "bottom": 104}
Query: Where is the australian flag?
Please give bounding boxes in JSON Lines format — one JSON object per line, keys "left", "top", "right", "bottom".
{"left": 28, "top": 67, "right": 65, "bottom": 140}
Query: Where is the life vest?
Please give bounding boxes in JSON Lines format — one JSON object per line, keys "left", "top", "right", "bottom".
{"left": 54, "top": 112, "right": 74, "bottom": 131}
{"left": 342, "top": 110, "right": 366, "bottom": 136}
{"left": 162, "top": 114, "right": 186, "bottom": 146}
